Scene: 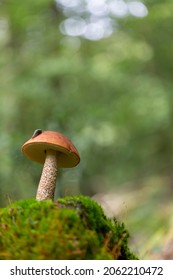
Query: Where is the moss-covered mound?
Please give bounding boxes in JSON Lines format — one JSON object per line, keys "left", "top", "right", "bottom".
{"left": 0, "top": 196, "right": 137, "bottom": 260}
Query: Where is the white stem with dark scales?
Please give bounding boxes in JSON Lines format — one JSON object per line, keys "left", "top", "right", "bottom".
{"left": 36, "top": 149, "right": 58, "bottom": 201}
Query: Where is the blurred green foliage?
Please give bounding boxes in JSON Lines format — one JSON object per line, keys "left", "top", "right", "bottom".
{"left": 1, "top": 0, "right": 173, "bottom": 258}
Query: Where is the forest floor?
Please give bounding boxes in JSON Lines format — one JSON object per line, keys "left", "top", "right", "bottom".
{"left": 93, "top": 175, "right": 173, "bottom": 260}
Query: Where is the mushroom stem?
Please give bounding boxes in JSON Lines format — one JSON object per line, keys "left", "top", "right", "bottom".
{"left": 36, "top": 149, "right": 58, "bottom": 201}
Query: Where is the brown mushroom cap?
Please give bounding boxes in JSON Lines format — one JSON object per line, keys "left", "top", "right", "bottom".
{"left": 22, "top": 131, "right": 80, "bottom": 168}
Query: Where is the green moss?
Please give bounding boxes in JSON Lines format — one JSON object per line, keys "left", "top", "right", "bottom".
{"left": 0, "top": 196, "right": 138, "bottom": 260}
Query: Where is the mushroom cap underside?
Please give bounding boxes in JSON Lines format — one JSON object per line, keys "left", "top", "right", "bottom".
{"left": 22, "top": 131, "right": 80, "bottom": 168}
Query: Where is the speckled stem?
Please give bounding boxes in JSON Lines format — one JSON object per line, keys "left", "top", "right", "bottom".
{"left": 36, "top": 149, "right": 58, "bottom": 201}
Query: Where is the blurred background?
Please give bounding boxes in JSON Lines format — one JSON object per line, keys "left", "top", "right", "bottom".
{"left": 1, "top": 0, "right": 173, "bottom": 259}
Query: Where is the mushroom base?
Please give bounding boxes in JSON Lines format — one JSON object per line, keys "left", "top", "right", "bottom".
{"left": 36, "top": 149, "right": 58, "bottom": 201}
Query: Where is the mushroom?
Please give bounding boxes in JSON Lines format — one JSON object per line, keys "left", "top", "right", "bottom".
{"left": 21, "top": 130, "right": 80, "bottom": 201}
